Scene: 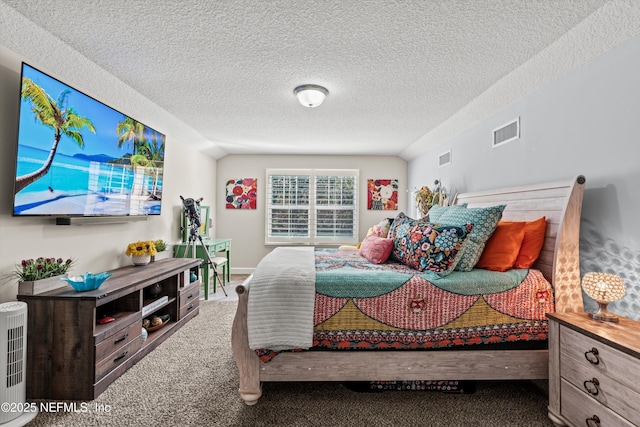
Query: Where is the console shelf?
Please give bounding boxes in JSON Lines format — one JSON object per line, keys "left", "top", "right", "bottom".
{"left": 18, "top": 258, "right": 201, "bottom": 400}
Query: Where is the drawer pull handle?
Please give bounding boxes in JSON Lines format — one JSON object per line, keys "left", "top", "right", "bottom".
{"left": 113, "top": 351, "right": 128, "bottom": 363}
{"left": 585, "top": 415, "right": 600, "bottom": 427}
{"left": 583, "top": 378, "right": 600, "bottom": 396}
{"left": 187, "top": 293, "right": 193, "bottom": 299}
{"left": 584, "top": 348, "right": 600, "bottom": 365}
{"left": 187, "top": 304, "right": 194, "bottom": 311}
{"left": 114, "top": 333, "right": 128, "bottom": 344}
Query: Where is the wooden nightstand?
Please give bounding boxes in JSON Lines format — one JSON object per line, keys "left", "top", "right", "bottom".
{"left": 547, "top": 311, "right": 640, "bottom": 427}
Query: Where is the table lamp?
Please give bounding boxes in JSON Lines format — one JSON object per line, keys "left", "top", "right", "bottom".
{"left": 581, "top": 272, "right": 626, "bottom": 322}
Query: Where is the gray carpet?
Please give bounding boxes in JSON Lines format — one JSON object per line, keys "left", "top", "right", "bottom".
{"left": 28, "top": 297, "right": 554, "bottom": 427}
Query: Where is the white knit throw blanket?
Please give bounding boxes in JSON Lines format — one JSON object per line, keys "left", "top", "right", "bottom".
{"left": 247, "top": 247, "right": 316, "bottom": 351}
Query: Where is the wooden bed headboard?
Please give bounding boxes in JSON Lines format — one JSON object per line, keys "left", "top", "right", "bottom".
{"left": 452, "top": 175, "right": 586, "bottom": 313}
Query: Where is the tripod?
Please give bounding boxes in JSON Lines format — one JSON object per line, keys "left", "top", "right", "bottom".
{"left": 180, "top": 198, "right": 227, "bottom": 297}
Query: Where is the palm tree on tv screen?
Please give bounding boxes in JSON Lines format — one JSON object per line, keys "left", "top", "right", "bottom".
{"left": 15, "top": 78, "right": 96, "bottom": 194}
{"left": 116, "top": 117, "right": 145, "bottom": 155}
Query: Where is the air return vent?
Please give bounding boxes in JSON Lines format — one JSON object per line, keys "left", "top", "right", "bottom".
{"left": 438, "top": 150, "right": 451, "bottom": 167}
{"left": 493, "top": 118, "right": 520, "bottom": 147}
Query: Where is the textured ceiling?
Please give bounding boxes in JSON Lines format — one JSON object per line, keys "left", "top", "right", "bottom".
{"left": 2, "top": 0, "right": 612, "bottom": 158}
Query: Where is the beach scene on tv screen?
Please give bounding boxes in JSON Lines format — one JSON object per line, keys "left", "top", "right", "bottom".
{"left": 13, "top": 64, "right": 164, "bottom": 216}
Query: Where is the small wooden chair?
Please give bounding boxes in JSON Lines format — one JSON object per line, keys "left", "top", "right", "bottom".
{"left": 206, "top": 256, "right": 228, "bottom": 299}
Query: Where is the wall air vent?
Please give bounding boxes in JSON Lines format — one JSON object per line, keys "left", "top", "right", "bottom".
{"left": 493, "top": 117, "right": 520, "bottom": 147}
{"left": 438, "top": 150, "right": 451, "bottom": 167}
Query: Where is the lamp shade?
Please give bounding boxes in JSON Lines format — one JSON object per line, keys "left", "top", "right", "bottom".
{"left": 582, "top": 272, "right": 625, "bottom": 302}
{"left": 582, "top": 272, "right": 625, "bottom": 322}
{"left": 294, "top": 84, "right": 328, "bottom": 108}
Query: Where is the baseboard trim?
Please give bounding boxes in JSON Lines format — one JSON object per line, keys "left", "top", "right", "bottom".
{"left": 230, "top": 268, "right": 255, "bottom": 275}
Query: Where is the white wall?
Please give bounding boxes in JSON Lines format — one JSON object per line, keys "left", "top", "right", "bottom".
{"left": 0, "top": 48, "right": 216, "bottom": 302}
{"left": 408, "top": 33, "right": 640, "bottom": 320}
{"left": 216, "top": 155, "right": 407, "bottom": 273}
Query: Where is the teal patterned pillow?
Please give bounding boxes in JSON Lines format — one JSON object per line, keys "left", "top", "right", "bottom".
{"left": 390, "top": 215, "right": 472, "bottom": 275}
{"left": 426, "top": 204, "right": 467, "bottom": 223}
{"left": 436, "top": 205, "right": 506, "bottom": 271}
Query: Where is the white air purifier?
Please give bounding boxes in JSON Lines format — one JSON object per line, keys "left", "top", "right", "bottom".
{"left": 0, "top": 302, "right": 37, "bottom": 426}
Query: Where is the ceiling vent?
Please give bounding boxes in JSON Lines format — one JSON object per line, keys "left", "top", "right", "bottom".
{"left": 493, "top": 118, "right": 520, "bottom": 148}
{"left": 438, "top": 150, "right": 451, "bottom": 167}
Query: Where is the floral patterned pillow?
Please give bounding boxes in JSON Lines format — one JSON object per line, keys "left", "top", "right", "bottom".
{"left": 390, "top": 215, "right": 473, "bottom": 275}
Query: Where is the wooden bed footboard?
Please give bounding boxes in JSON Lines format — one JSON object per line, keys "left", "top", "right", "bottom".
{"left": 231, "top": 175, "right": 586, "bottom": 405}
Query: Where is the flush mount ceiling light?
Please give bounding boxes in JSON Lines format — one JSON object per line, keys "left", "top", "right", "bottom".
{"left": 294, "top": 84, "right": 329, "bottom": 108}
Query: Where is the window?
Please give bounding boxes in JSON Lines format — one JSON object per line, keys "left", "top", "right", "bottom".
{"left": 266, "top": 169, "right": 358, "bottom": 245}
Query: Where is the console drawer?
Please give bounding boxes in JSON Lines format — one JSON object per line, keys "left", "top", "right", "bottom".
{"left": 180, "top": 281, "right": 200, "bottom": 306}
{"left": 95, "top": 336, "right": 141, "bottom": 382}
{"left": 179, "top": 298, "right": 199, "bottom": 319}
{"left": 95, "top": 321, "right": 141, "bottom": 362}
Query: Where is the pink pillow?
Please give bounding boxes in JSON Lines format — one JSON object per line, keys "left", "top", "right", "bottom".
{"left": 359, "top": 235, "right": 393, "bottom": 264}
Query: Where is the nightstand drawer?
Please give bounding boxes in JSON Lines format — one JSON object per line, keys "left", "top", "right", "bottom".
{"left": 560, "top": 379, "right": 634, "bottom": 427}
{"left": 560, "top": 353, "right": 640, "bottom": 423}
{"left": 560, "top": 326, "right": 640, "bottom": 392}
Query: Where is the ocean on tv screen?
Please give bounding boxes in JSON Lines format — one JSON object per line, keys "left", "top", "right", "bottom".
{"left": 14, "top": 146, "right": 163, "bottom": 216}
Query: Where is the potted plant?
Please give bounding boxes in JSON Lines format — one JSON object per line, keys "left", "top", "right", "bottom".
{"left": 125, "top": 241, "right": 157, "bottom": 266}
{"left": 13, "top": 257, "right": 74, "bottom": 295}
{"left": 151, "top": 239, "right": 172, "bottom": 261}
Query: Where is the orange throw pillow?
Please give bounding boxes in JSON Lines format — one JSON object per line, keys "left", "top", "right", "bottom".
{"left": 476, "top": 221, "right": 526, "bottom": 272}
{"left": 514, "top": 216, "right": 547, "bottom": 268}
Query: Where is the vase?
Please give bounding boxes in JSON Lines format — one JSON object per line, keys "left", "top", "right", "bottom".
{"left": 131, "top": 254, "right": 151, "bottom": 266}
{"left": 18, "top": 275, "right": 67, "bottom": 295}
{"left": 146, "top": 282, "right": 162, "bottom": 297}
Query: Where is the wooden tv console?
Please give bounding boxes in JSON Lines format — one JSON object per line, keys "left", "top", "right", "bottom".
{"left": 18, "top": 258, "right": 201, "bottom": 400}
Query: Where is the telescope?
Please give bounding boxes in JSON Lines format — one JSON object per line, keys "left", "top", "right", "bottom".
{"left": 179, "top": 195, "right": 226, "bottom": 296}
{"left": 180, "top": 196, "right": 202, "bottom": 227}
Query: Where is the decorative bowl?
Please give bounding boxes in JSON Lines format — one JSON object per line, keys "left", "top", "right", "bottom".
{"left": 62, "top": 272, "right": 112, "bottom": 292}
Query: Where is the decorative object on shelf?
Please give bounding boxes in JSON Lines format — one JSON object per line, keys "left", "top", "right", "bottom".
{"left": 146, "top": 282, "right": 162, "bottom": 298}
{"left": 141, "top": 327, "right": 148, "bottom": 343}
{"left": 12, "top": 256, "right": 75, "bottom": 295}
{"left": 190, "top": 272, "right": 197, "bottom": 282}
{"left": 131, "top": 254, "right": 151, "bottom": 266}
{"left": 415, "top": 179, "right": 449, "bottom": 217}
{"left": 150, "top": 239, "right": 171, "bottom": 262}
{"left": 62, "top": 272, "right": 112, "bottom": 292}
{"left": 367, "top": 179, "right": 398, "bottom": 210}
{"left": 154, "top": 240, "right": 166, "bottom": 252}
{"left": 144, "top": 314, "right": 171, "bottom": 332}
{"left": 97, "top": 315, "right": 115, "bottom": 324}
{"left": 293, "top": 84, "right": 328, "bottom": 107}
{"left": 126, "top": 240, "right": 157, "bottom": 266}
{"left": 581, "top": 272, "right": 626, "bottom": 322}
{"left": 12, "top": 256, "right": 74, "bottom": 282}
{"left": 226, "top": 178, "right": 257, "bottom": 209}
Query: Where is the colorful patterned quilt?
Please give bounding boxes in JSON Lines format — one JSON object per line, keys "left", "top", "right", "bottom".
{"left": 257, "top": 248, "right": 554, "bottom": 362}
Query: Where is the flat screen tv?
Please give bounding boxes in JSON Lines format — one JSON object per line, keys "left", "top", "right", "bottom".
{"left": 12, "top": 63, "right": 165, "bottom": 217}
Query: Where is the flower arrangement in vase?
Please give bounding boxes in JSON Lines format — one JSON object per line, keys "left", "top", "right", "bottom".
{"left": 12, "top": 257, "right": 75, "bottom": 295}
{"left": 125, "top": 241, "right": 157, "bottom": 266}
{"left": 415, "top": 179, "right": 449, "bottom": 218}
